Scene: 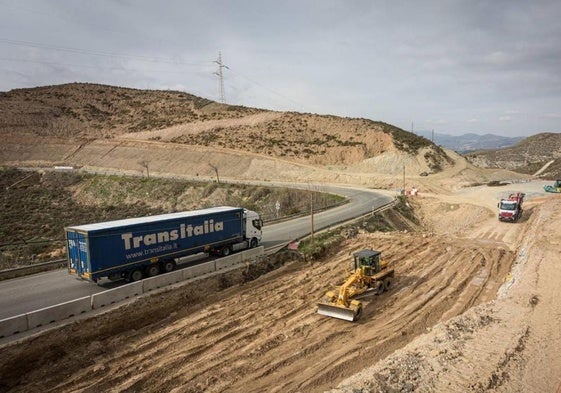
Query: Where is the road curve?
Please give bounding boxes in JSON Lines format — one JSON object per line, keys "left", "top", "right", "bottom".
{"left": 0, "top": 184, "right": 394, "bottom": 320}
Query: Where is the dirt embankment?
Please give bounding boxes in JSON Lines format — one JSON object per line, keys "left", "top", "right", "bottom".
{"left": 2, "top": 188, "right": 545, "bottom": 393}
{"left": 330, "top": 197, "right": 561, "bottom": 393}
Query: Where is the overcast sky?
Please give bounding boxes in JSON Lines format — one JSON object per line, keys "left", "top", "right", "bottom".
{"left": 1, "top": 0, "right": 560, "bottom": 137}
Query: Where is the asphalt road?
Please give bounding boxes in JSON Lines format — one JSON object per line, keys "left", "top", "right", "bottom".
{"left": 0, "top": 184, "right": 394, "bottom": 320}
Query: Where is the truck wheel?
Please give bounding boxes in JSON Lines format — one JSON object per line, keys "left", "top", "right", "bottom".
{"left": 375, "top": 281, "right": 384, "bottom": 295}
{"left": 128, "top": 269, "right": 143, "bottom": 282}
{"left": 222, "top": 246, "right": 231, "bottom": 256}
{"left": 108, "top": 273, "right": 121, "bottom": 281}
{"left": 250, "top": 238, "right": 258, "bottom": 248}
{"left": 161, "top": 260, "right": 176, "bottom": 273}
{"left": 146, "top": 265, "right": 160, "bottom": 277}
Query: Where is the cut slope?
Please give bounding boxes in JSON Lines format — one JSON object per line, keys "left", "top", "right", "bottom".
{"left": 0, "top": 192, "right": 527, "bottom": 392}
{"left": 0, "top": 83, "right": 452, "bottom": 170}
{"left": 330, "top": 198, "right": 561, "bottom": 393}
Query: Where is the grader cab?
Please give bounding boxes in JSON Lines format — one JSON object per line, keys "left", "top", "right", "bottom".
{"left": 317, "top": 249, "right": 394, "bottom": 322}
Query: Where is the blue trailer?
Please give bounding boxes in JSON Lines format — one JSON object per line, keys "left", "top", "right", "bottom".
{"left": 66, "top": 206, "right": 262, "bottom": 283}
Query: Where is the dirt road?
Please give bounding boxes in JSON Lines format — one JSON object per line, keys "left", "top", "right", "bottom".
{"left": 331, "top": 196, "right": 561, "bottom": 393}
{"left": 3, "top": 185, "right": 553, "bottom": 392}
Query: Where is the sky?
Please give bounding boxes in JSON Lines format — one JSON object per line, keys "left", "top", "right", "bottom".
{"left": 1, "top": 0, "right": 560, "bottom": 137}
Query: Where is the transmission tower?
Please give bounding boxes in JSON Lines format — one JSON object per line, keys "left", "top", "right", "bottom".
{"left": 214, "top": 51, "right": 228, "bottom": 104}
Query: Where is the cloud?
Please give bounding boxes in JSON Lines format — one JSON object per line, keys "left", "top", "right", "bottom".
{"left": 1, "top": 0, "right": 560, "bottom": 136}
{"left": 426, "top": 119, "right": 447, "bottom": 125}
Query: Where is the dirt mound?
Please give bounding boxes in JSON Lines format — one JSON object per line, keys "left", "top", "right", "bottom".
{"left": 330, "top": 199, "right": 561, "bottom": 393}
{"left": 0, "top": 192, "right": 527, "bottom": 392}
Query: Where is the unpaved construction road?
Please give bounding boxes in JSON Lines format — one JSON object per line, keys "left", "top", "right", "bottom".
{"left": 1, "top": 185, "right": 560, "bottom": 393}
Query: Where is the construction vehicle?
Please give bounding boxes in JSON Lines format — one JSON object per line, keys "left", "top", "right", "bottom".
{"left": 317, "top": 249, "right": 394, "bottom": 322}
{"left": 544, "top": 180, "right": 561, "bottom": 193}
{"left": 497, "top": 193, "right": 525, "bottom": 222}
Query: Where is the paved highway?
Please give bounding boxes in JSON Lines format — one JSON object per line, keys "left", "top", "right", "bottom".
{"left": 0, "top": 184, "right": 394, "bottom": 320}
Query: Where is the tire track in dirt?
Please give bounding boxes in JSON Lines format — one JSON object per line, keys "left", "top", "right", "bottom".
{"left": 328, "top": 199, "right": 561, "bottom": 392}
{"left": 1, "top": 228, "right": 519, "bottom": 393}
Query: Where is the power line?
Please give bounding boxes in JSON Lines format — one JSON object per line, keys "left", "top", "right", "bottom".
{"left": 0, "top": 38, "right": 211, "bottom": 66}
{"left": 226, "top": 66, "right": 305, "bottom": 110}
{"left": 0, "top": 38, "right": 307, "bottom": 111}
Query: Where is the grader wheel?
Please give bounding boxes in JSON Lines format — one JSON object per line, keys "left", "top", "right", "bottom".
{"left": 384, "top": 277, "right": 393, "bottom": 291}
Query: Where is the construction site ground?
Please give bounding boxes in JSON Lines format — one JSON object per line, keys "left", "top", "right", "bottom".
{"left": 1, "top": 180, "right": 560, "bottom": 393}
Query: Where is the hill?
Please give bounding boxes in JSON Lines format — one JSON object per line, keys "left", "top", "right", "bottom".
{"left": 416, "top": 130, "right": 524, "bottom": 153}
{"left": 0, "top": 83, "right": 261, "bottom": 138}
{"left": 2, "top": 83, "right": 561, "bottom": 393}
{"left": 0, "top": 83, "right": 454, "bottom": 179}
{"left": 465, "top": 132, "right": 561, "bottom": 179}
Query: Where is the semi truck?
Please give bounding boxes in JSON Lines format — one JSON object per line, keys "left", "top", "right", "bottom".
{"left": 497, "top": 193, "right": 524, "bottom": 222}
{"left": 66, "top": 206, "right": 262, "bottom": 283}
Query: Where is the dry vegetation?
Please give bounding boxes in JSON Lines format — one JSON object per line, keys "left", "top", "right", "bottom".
{"left": 466, "top": 132, "right": 561, "bottom": 179}
{"left": 1, "top": 83, "right": 561, "bottom": 393}
{"left": 0, "top": 83, "right": 451, "bottom": 170}
{"left": 0, "top": 168, "right": 343, "bottom": 269}
{"left": 0, "top": 83, "right": 263, "bottom": 138}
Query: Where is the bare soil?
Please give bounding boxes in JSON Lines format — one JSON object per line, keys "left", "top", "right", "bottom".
{"left": 0, "top": 168, "right": 342, "bottom": 268}
{"left": 330, "top": 194, "right": 561, "bottom": 393}
{"left": 1, "top": 83, "right": 560, "bottom": 392}
{"left": 2, "top": 181, "right": 559, "bottom": 392}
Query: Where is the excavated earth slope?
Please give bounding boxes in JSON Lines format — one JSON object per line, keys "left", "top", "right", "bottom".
{"left": 3, "top": 185, "right": 558, "bottom": 393}
{"left": 330, "top": 196, "right": 561, "bottom": 393}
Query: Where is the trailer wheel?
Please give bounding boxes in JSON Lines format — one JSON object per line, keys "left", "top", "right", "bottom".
{"left": 250, "top": 238, "right": 258, "bottom": 248}
{"left": 161, "top": 260, "right": 176, "bottom": 273}
{"left": 374, "top": 281, "right": 384, "bottom": 295}
{"left": 146, "top": 264, "right": 160, "bottom": 277}
{"left": 108, "top": 273, "right": 121, "bottom": 282}
{"left": 222, "top": 246, "right": 231, "bottom": 256}
{"left": 128, "top": 269, "right": 143, "bottom": 282}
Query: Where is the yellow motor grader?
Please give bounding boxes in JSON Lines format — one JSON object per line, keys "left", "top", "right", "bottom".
{"left": 317, "top": 249, "right": 394, "bottom": 322}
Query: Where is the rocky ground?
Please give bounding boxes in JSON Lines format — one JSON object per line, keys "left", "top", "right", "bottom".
{"left": 1, "top": 179, "right": 559, "bottom": 392}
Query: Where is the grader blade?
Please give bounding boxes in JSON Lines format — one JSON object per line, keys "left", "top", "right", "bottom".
{"left": 317, "top": 303, "right": 361, "bottom": 322}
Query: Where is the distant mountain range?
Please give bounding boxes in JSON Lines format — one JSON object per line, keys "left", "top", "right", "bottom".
{"left": 415, "top": 130, "right": 524, "bottom": 153}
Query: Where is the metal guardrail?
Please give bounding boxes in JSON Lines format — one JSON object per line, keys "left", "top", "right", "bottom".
{"left": 0, "top": 198, "right": 398, "bottom": 340}
{"left": 0, "top": 199, "right": 396, "bottom": 280}
{"left": 0, "top": 259, "right": 67, "bottom": 281}
{"left": 0, "top": 247, "right": 265, "bottom": 339}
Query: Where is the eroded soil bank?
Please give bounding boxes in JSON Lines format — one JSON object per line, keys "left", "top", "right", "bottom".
{"left": 0, "top": 194, "right": 526, "bottom": 392}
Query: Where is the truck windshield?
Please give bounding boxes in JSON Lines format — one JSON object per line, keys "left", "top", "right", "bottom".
{"left": 252, "top": 219, "right": 262, "bottom": 230}
{"left": 500, "top": 202, "right": 516, "bottom": 210}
